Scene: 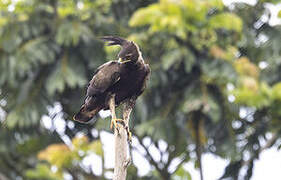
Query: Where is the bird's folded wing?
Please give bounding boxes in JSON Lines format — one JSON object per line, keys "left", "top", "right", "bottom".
{"left": 87, "top": 61, "right": 121, "bottom": 97}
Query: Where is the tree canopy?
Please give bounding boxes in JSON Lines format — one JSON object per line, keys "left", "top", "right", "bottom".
{"left": 0, "top": 0, "right": 281, "bottom": 179}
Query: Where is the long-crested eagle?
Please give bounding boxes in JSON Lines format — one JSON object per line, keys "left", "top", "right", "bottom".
{"left": 73, "top": 36, "right": 150, "bottom": 138}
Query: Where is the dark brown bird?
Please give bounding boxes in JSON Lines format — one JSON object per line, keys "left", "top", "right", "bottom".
{"left": 73, "top": 36, "right": 150, "bottom": 135}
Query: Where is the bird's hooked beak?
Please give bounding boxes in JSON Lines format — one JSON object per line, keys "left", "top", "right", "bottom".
{"left": 118, "top": 58, "right": 131, "bottom": 63}
{"left": 118, "top": 53, "right": 133, "bottom": 63}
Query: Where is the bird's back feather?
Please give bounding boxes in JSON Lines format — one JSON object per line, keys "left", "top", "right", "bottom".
{"left": 74, "top": 61, "right": 122, "bottom": 123}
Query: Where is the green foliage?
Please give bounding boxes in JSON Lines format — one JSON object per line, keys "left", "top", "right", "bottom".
{"left": 38, "top": 143, "right": 73, "bottom": 168}
{"left": 233, "top": 80, "right": 271, "bottom": 108}
{"left": 130, "top": 0, "right": 242, "bottom": 42}
{"left": 209, "top": 13, "right": 243, "bottom": 33}
{"left": 0, "top": 0, "right": 109, "bottom": 128}
{"left": 129, "top": 0, "right": 281, "bottom": 179}
{"left": 161, "top": 46, "right": 195, "bottom": 72}
{"left": 201, "top": 59, "right": 237, "bottom": 85}
{"left": 172, "top": 166, "right": 192, "bottom": 180}
{"left": 25, "top": 164, "right": 62, "bottom": 180}
{"left": 261, "top": 0, "right": 281, "bottom": 4}
{"left": 56, "top": 21, "right": 93, "bottom": 46}
{"left": 27, "top": 135, "right": 103, "bottom": 179}
{"left": 46, "top": 56, "right": 87, "bottom": 95}
{"left": 272, "top": 82, "right": 281, "bottom": 100}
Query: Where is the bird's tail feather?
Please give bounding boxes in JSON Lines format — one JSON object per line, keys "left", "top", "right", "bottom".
{"left": 73, "top": 97, "right": 102, "bottom": 123}
{"left": 73, "top": 107, "right": 93, "bottom": 123}
{"left": 100, "top": 36, "right": 128, "bottom": 46}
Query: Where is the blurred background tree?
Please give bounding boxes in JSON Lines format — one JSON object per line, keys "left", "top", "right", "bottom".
{"left": 0, "top": 0, "right": 281, "bottom": 179}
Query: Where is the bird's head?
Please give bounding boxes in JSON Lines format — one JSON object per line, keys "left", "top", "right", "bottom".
{"left": 101, "top": 36, "right": 140, "bottom": 63}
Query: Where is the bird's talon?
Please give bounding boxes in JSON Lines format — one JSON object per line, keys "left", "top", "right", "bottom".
{"left": 127, "top": 131, "right": 132, "bottom": 144}
{"left": 111, "top": 118, "right": 124, "bottom": 130}
{"left": 124, "top": 157, "right": 132, "bottom": 168}
{"left": 124, "top": 125, "right": 132, "bottom": 143}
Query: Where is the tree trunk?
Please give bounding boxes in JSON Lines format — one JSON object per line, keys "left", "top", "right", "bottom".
{"left": 109, "top": 95, "right": 131, "bottom": 180}
{"left": 113, "top": 124, "right": 128, "bottom": 180}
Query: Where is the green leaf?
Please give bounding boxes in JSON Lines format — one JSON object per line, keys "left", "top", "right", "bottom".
{"left": 5, "top": 111, "right": 19, "bottom": 128}
{"left": 207, "top": 0, "right": 224, "bottom": 10}
{"left": 129, "top": 4, "right": 161, "bottom": 27}
{"left": 233, "top": 83, "right": 272, "bottom": 108}
{"left": 15, "top": 37, "right": 56, "bottom": 76}
{"left": 182, "top": 91, "right": 221, "bottom": 122}
{"left": 90, "top": 140, "right": 103, "bottom": 156}
{"left": 201, "top": 59, "right": 237, "bottom": 85}
{"left": 129, "top": 2, "right": 188, "bottom": 37}
{"left": 161, "top": 48, "right": 195, "bottom": 71}
{"left": 45, "top": 56, "right": 87, "bottom": 95}
{"left": 260, "top": 0, "right": 281, "bottom": 4}
{"left": 38, "top": 143, "right": 72, "bottom": 168}
{"left": 172, "top": 166, "right": 192, "bottom": 180}
{"left": 209, "top": 13, "right": 243, "bottom": 33}
{"left": 161, "top": 49, "right": 182, "bottom": 70}
{"left": 56, "top": 21, "right": 93, "bottom": 46}
{"left": 206, "top": 96, "right": 221, "bottom": 123}
{"left": 182, "top": 99, "right": 204, "bottom": 114}
{"left": 0, "top": 25, "right": 22, "bottom": 52}
{"left": 25, "top": 164, "right": 62, "bottom": 180}
{"left": 272, "top": 82, "right": 281, "bottom": 100}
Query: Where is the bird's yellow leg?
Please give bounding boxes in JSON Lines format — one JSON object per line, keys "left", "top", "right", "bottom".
{"left": 109, "top": 94, "right": 125, "bottom": 133}
{"left": 109, "top": 94, "right": 132, "bottom": 141}
{"left": 125, "top": 127, "right": 132, "bottom": 143}
{"left": 123, "top": 100, "right": 135, "bottom": 143}
{"left": 110, "top": 118, "right": 124, "bottom": 130}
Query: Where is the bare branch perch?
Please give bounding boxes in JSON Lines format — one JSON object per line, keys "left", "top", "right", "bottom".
{"left": 109, "top": 95, "right": 132, "bottom": 180}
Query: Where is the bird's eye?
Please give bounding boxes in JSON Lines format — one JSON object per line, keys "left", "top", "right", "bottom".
{"left": 125, "top": 53, "right": 133, "bottom": 59}
{"left": 125, "top": 56, "right": 130, "bottom": 60}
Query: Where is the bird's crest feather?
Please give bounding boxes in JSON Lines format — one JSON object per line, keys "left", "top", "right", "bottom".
{"left": 100, "top": 36, "right": 128, "bottom": 46}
